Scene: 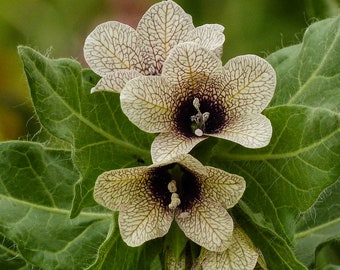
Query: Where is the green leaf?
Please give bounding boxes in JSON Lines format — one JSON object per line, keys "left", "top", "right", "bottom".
{"left": 163, "top": 222, "right": 189, "bottom": 262}
{"left": 234, "top": 204, "right": 307, "bottom": 270}
{"left": 0, "top": 141, "right": 111, "bottom": 269}
{"left": 235, "top": 207, "right": 307, "bottom": 270}
{"left": 315, "top": 239, "right": 340, "bottom": 269}
{"left": 295, "top": 177, "right": 340, "bottom": 267}
{"left": 18, "top": 47, "right": 155, "bottom": 217}
{"left": 88, "top": 216, "right": 162, "bottom": 270}
{"left": 207, "top": 16, "right": 340, "bottom": 268}
{"left": 0, "top": 233, "right": 37, "bottom": 270}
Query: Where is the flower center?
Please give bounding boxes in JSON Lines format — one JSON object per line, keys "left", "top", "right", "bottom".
{"left": 175, "top": 96, "right": 226, "bottom": 138}
{"left": 149, "top": 164, "right": 201, "bottom": 212}
{"left": 190, "top": 98, "right": 210, "bottom": 136}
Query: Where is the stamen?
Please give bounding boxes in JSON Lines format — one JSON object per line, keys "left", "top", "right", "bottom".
{"left": 169, "top": 193, "right": 181, "bottom": 209}
{"left": 193, "top": 97, "right": 201, "bottom": 112}
{"left": 190, "top": 97, "right": 210, "bottom": 136}
{"left": 167, "top": 180, "right": 177, "bottom": 193}
{"left": 167, "top": 180, "right": 181, "bottom": 209}
{"left": 178, "top": 212, "right": 190, "bottom": 219}
{"left": 194, "top": 129, "right": 203, "bottom": 136}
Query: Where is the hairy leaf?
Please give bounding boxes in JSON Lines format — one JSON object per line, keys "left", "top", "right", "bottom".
{"left": 0, "top": 141, "right": 111, "bottom": 269}
{"left": 295, "top": 177, "right": 340, "bottom": 267}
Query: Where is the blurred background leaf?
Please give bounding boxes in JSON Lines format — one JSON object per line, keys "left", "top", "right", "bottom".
{"left": 0, "top": 0, "right": 339, "bottom": 141}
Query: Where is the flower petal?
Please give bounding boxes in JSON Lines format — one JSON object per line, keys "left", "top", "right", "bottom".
{"left": 84, "top": 21, "right": 141, "bottom": 76}
{"left": 91, "top": 70, "right": 142, "bottom": 93}
{"left": 201, "top": 167, "right": 245, "bottom": 209}
{"left": 137, "top": 0, "right": 194, "bottom": 74}
{"left": 119, "top": 193, "right": 174, "bottom": 247}
{"left": 211, "top": 114, "right": 272, "bottom": 148}
{"left": 175, "top": 199, "right": 233, "bottom": 252}
{"left": 202, "top": 226, "right": 259, "bottom": 270}
{"left": 221, "top": 54, "right": 276, "bottom": 115}
{"left": 185, "top": 24, "right": 225, "bottom": 57}
{"left": 93, "top": 166, "right": 174, "bottom": 247}
{"left": 162, "top": 42, "right": 222, "bottom": 91}
{"left": 151, "top": 132, "right": 207, "bottom": 163}
{"left": 150, "top": 154, "right": 207, "bottom": 176}
{"left": 94, "top": 166, "right": 150, "bottom": 210}
{"left": 120, "top": 76, "right": 175, "bottom": 133}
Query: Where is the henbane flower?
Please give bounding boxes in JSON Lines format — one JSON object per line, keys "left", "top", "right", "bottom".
{"left": 120, "top": 42, "right": 276, "bottom": 163}
{"left": 84, "top": 0, "right": 225, "bottom": 93}
{"left": 93, "top": 154, "right": 245, "bottom": 252}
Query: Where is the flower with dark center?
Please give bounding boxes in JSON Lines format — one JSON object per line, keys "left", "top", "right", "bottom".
{"left": 94, "top": 154, "right": 245, "bottom": 252}
{"left": 83, "top": 0, "right": 225, "bottom": 93}
{"left": 120, "top": 42, "right": 276, "bottom": 162}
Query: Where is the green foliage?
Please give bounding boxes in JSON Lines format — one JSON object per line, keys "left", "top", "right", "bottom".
{"left": 295, "top": 178, "right": 340, "bottom": 268}
{"left": 0, "top": 15, "right": 339, "bottom": 270}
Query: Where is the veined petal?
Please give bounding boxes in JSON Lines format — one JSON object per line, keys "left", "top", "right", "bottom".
{"left": 84, "top": 21, "right": 141, "bottom": 76}
{"left": 220, "top": 55, "right": 276, "bottom": 115}
{"left": 175, "top": 199, "right": 233, "bottom": 252}
{"left": 162, "top": 42, "right": 222, "bottom": 91}
{"left": 176, "top": 154, "right": 207, "bottom": 176}
{"left": 120, "top": 76, "right": 175, "bottom": 133}
{"left": 93, "top": 166, "right": 174, "bottom": 247}
{"left": 94, "top": 166, "right": 151, "bottom": 210}
{"left": 211, "top": 114, "right": 272, "bottom": 148}
{"left": 185, "top": 24, "right": 225, "bottom": 57}
{"left": 202, "top": 226, "right": 259, "bottom": 270}
{"left": 137, "top": 0, "right": 194, "bottom": 73}
{"left": 119, "top": 192, "right": 174, "bottom": 247}
{"left": 201, "top": 167, "right": 245, "bottom": 209}
{"left": 91, "top": 70, "right": 142, "bottom": 93}
{"left": 150, "top": 154, "right": 207, "bottom": 176}
{"left": 151, "top": 132, "right": 207, "bottom": 163}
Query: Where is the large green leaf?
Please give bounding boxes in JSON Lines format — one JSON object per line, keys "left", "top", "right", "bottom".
{"left": 295, "top": 177, "right": 340, "bottom": 268}
{"left": 18, "top": 48, "right": 155, "bottom": 217}
{"left": 0, "top": 141, "right": 110, "bottom": 269}
{"left": 235, "top": 206, "right": 307, "bottom": 270}
{"left": 204, "top": 16, "right": 340, "bottom": 268}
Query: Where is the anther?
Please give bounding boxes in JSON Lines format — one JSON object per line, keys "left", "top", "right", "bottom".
{"left": 178, "top": 212, "right": 190, "bottom": 219}
{"left": 193, "top": 97, "right": 201, "bottom": 112}
{"left": 190, "top": 97, "right": 210, "bottom": 136}
{"left": 167, "top": 180, "right": 177, "bottom": 193}
{"left": 194, "top": 129, "right": 203, "bottom": 136}
{"left": 168, "top": 193, "right": 181, "bottom": 209}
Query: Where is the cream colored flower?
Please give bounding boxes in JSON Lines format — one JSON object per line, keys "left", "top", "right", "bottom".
{"left": 93, "top": 154, "right": 245, "bottom": 252}
{"left": 201, "top": 226, "right": 260, "bottom": 270}
{"left": 120, "top": 42, "right": 276, "bottom": 163}
{"left": 84, "top": 0, "right": 224, "bottom": 93}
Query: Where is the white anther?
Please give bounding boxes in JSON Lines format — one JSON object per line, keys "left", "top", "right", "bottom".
{"left": 167, "top": 180, "right": 177, "bottom": 193}
{"left": 190, "top": 114, "right": 200, "bottom": 123}
{"left": 178, "top": 212, "right": 190, "bottom": 219}
{"left": 193, "top": 97, "right": 200, "bottom": 111}
{"left": 168, "top": 194, "right": 181, "bottom": 210}
{"left": 194, "top": 128, "right": 203, "bottom": 136}
{"left": 171, "top": 193, "right": 179, "bottom": 200}
{"left": 202, "top": 112, "right": 210, "bottom": 121}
